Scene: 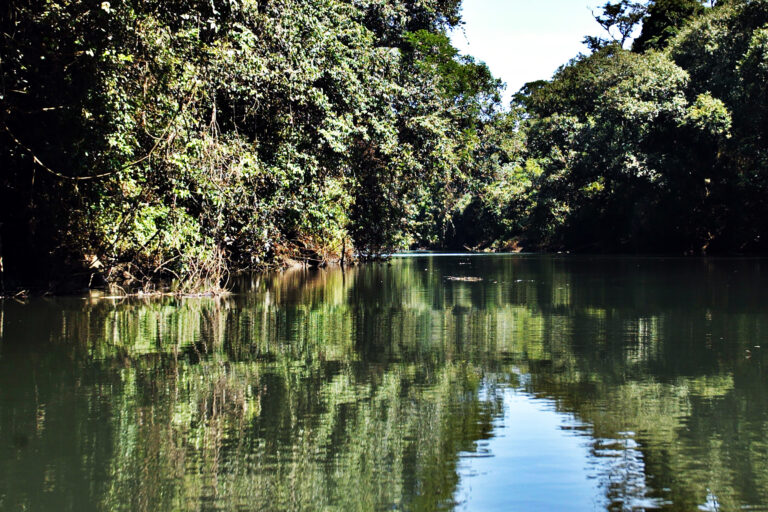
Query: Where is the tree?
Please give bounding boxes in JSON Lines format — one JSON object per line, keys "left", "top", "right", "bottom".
{"left": 584, "top": 1, "right": 647, "bottom": 51}
{"left": 633, "top": 0, "right": 707, "bottom": 52}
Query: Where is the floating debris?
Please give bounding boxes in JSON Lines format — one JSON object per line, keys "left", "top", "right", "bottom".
{"left": 445, "top": 276, "right": 483, "bottom": 282}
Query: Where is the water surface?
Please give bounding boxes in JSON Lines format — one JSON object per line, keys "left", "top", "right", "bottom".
{"left": 2, "top": 255, "right": 768, "bottom": 511}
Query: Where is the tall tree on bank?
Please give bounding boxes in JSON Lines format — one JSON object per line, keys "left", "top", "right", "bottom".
{"left": 584, "top": 0, "right": 648, "bottom": 51}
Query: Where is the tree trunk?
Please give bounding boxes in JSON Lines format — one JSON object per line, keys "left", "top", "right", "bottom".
{"left": 0, "top": 222, "right": 4, "bottom": 296}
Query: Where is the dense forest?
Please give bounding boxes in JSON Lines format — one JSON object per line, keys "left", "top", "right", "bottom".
{"left": 1, "top": 0, "right": 767, "bottom": 292}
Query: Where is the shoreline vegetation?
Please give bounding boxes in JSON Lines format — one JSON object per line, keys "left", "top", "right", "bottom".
{"left": 2, "top": 0, "right": 768, "bottom": 295}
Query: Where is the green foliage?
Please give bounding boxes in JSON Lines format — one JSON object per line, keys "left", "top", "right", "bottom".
{"left": 474, "top": 0, "right": 768, "bottom": 254}
{"left": 584, "top": 0, "right": 648, "bottom": 50}
{"left": 0, "top": 0, "right": 502, "bottom": 288}
{"left": 684, "top": 92, "right": 732, "bottom": 136}
{"left": 5, "top": 0, "right": 768, "bottom": 289}
{"left": 633, "top": 0, "right": 707, "bottom": 52}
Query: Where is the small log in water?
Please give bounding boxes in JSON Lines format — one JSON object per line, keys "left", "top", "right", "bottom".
{"left": 444, "top": 276, "right": 483, "bottom": 282}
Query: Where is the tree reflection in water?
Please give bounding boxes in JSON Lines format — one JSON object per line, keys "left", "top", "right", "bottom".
{"left": 1, "top": 255, "right": 767, "bottom": 511}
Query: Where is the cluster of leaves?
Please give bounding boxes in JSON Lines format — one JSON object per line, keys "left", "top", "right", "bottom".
{"left": 0, "top": 0, "right": 500, "bottom": 289}
{"left": 462, "top": 0, "right": 768, "bottom": 254}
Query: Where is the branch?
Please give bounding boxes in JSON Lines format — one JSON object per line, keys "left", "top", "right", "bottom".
{"left": 3, "top": 124, "right": 117, "bottom": 181}
{"left": 2, "top": 82, "right": 199, "bottom": 182}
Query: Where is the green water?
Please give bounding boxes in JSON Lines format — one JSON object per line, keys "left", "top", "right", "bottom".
{"left": 1, "top": 255, "right": 768, "bottom": 511}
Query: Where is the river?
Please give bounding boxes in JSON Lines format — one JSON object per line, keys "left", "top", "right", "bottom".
{"left": 1, "top": 255, "right": 767, "bottom": 511}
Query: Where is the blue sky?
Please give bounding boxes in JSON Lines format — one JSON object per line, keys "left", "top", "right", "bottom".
{"left": 450, "top": 0, "right": 607, "bottom": 104}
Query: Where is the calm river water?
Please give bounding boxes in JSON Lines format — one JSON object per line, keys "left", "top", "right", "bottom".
{"left": 2, "top": 255, "right": 768, "bottom": 511}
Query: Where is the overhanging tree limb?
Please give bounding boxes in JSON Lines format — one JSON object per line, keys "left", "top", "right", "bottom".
{"left": 1, "top": 83, "right": 198, "bottom": 182}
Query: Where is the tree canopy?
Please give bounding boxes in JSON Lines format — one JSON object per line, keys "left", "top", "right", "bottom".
{"left": 0, "top": 0, "right": 499, "bottom": 290}
{"left": 460, "top": 0, "right": 768, "bottom": 255}
{"left": 2, "top": 0, "right": 767, "bottom": 292}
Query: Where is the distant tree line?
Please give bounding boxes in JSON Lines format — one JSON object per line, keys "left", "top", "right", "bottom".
{"left": 1, "top": 0, "right": 767, "bottom": 291}
{"left": 456, "top": 0, "right": 768, "bottom": 254}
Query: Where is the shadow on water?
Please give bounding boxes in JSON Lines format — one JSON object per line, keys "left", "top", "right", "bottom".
{"left": 1, "top": 255, "right": 768, "bottom": 511}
